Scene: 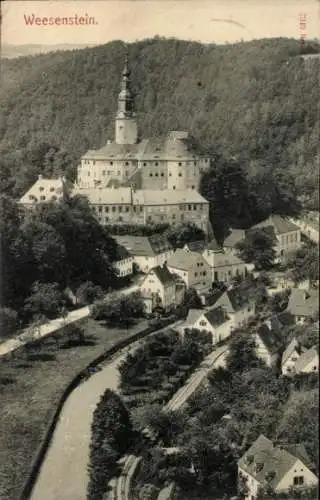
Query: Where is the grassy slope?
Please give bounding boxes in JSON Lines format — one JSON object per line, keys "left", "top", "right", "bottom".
{"left": 0, "top": 318, "right": 147, "bottom": 500}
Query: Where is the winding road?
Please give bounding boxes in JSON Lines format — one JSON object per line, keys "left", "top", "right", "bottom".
{"left": 30, "top": 320, "right": 181, "bottom": 500}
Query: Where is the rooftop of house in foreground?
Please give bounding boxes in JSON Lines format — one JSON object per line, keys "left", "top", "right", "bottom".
{"left": 251, "top": 214, "right": 300, "bottom": 234}
{"left": 239, "top": 434, "right": 315, "bottom": 489}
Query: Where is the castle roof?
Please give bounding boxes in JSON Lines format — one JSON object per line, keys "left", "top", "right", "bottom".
{"left": 82, "top": 132, "right": 207, "bottom": 161}
{"left": 72, "top": 187, "right": 208, "bottom": 206}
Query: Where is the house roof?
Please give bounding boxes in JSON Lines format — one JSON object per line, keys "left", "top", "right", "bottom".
{"left": 226, "top": 286, "right": 251, "bottom": 311}
{"left": 281, "top": 338, "right": 300, "bottom": 365}
{"left": 294, "top": 346, "right": 319, "bottom": 373}
{"left": 19, "top": 176, "right": 67, "bottom": 205}
{"left": 185, "top": 308, "right": 203, "bottom": 325}
{"left": 239, "top": 434, "right": 314, "bottom": 489}
{"left": 206, "top": 236, "right": 221, "bottom": 251}
{"left": 223, "top": 229, "right": 246, "bottom": 248}
{"left": 251, "top": 215, "right": 299, "bottom": 235}
{"left": 82, "top": 132, "right": 207, "bottom": 161}
{"left": 150, "top": 266, "right": 175, "bottom": 286}
{"left": 286, "top": 288, "right": 319, "bottom": 318}
{"left": 184, "top": 241, "right": 206, "bottom": 253}
{"left": 72, "top": 187, "right": 208, "bottom": 206}
{"left": 212, "top": 252, "right": 247, "bottom": 268}
{"left": 115, "top": 234, "right": 172, "bottom": 257}
{"left": 167, "top": 248, "right": 208, "bottom": 271}
{"left": 255, "top": 324, "right": 282, "bottom": 355}
{"left": 204, "top": 306, "right": 230, "bottom": 327}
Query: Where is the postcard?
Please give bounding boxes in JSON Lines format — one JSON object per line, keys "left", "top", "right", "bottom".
{"left": 1, "top": 1, "right": 319, "bottom": 500}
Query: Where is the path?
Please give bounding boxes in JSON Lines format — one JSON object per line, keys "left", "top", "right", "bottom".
{"left": 0, "top": 284, "right": 139, "bottom": 358}
{"left": 30, "top": 320, "right": 181, "bottom": 500}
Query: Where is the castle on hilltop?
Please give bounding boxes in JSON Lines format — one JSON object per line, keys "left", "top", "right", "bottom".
{"left": 19, "top": 56, "right": 211, "bottom": 234}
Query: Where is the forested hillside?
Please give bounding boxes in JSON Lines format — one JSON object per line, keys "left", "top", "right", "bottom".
{"left": 1, "top": 37, "right": 319, "bottom": 205}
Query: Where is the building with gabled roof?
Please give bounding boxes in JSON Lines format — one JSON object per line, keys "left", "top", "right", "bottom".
{"left": 167, "top": 248, "right": 212, "bottom": 292}
{"left": 113, "top": 244, "right": 134, "bottom": 278}
{"left": 222, "top": 229, "right": 246, "bottom": 254}
{"left": 286, "top": 288, "right": 319, "bottom": 324}
{"left": 140, "top": 265, "right": 185, "bottom": 313}
{"left": 254, "top": 323, "right": 282, "bottom": 367}
{"left": 294, "top": 345, "right": 319, "bottom": 375}
{"left": 206, "top": 286, "right": 256, "bottom": 331}
{"left": 238, "top": 434, "right": 318, "bottom": 499}
{"left": 250, "top": 215, "right": 301, "bottom": 260}
{"left": 281, "top": 338, "right": 303, "bottom": 376}
{"left": 179, "top": 304, "right": 232, "bottom": 345}
{"left": 19, "top": 175, "right": 71, "bottom": 208}
{"left": 114, "top": 234, "right": 174, "bottom": 273}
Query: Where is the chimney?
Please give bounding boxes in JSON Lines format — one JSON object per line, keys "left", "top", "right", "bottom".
{"left": 38, "top": 174, "right": 43, "bottom": 180}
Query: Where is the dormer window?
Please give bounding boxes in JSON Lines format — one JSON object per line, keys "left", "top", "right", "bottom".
{"left": 50, "top": 187, "right": 55, "bottom": 192}
{"left": 51, "top": 195, "right": 57, "bottom": 201}
{"left": 40, "top": 195, "right": 46, "bottom": 201}
{"left": 39, "top": 187, "right": 44, "bottom": 192}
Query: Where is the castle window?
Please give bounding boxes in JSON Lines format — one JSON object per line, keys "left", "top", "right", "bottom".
{"left": 172, "top": 214, "right": 176, "bottom": 220}
{"left": 105, "top": 217, "right": 109, "bottom": 222}
{"left": 50, "top": 187, "right": 55, "bottom": 192}
{"left": 150, "top": 173, "right": 153, "bottom": 177}
{"left": 161, "top": 173, "right": 164, "bottom": 177}
{"left": 39, "top": 187, "right": 44, "bottom": 191}
{"left": 160, "top": 215, "right": 164, "bottom": 221}
{"left": 125, "top": 161, "right": 129, "bottom": 166}
{"left": 178, "top": 173, "right": 182, "bottom": 177}
{"left": 188, "top": 205, "right": 191, "bottom": 210}
{"left": 178, "top": 162, "right": 182, "bottom": 166}
{"left": 125, "top": 206, "right": 130, "bottom": 212}
{"left": 40, "top": 195, "right": 46, "bottom": 201}
{"left": 194, "top": 161, "right": 197, "bottom": 166}
{"left": 112, "top": 206, "right": 116, "bottom": 212}
{"left": 140, "top": 207, "right": 143, "bottom": 212}
{"left": 147, "top": 216, "right": 152, "bottom": 221}
{"left": 173, "top": 186, "right": 176, "bottom": 190}
{"left": 110, "top": 161, "right": 113, "bottom": 165}
{"left": 193, "top": 204, "right": 197, "bottom": 210}
{"left": 169, "top": 172, "right": 172, "bottom": 176}
{"left": 199, "top": 205, "right": 203, "bottom": 210}
{"left": 98, "top": 206, "right": 102, "bottom": 213}
{"left": 133, "top": 206, "right": 136, "bottom": 212}
{"left": 102, "top": 170, "right": 106, "bottom": 176}
{"left": 155, "top": 173, "right": 158, "bottom": 177}
{"left": 104, "top": 206, "right": 109, "bottom": 213}
{"left": 119, "top": 216, "right": 123, "bottom": 222}
{"left": 118, "top": 206, "right": 122, "bottom": 212}
{"left": 191, "top": 185, "right": 195, "bottom": 189}
{"left": 93, "top": 161, "right": 96, "bottom": 165}
{"left": 155, "top": 162, "right": 158, "bottom": 166}
{"left": 143, "top": 162, "right": 147, "bottom": 166}
{"left": 195, "top": 272, "right": 198, "bottom": 277}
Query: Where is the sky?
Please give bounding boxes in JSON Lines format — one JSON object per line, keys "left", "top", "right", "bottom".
{"left": 2, "top": 0, "right": 320, "bottom": 47}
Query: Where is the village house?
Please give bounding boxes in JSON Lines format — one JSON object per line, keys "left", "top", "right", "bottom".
{"left": 291, "top": 213, "right": 319, "bottom": 244}
{"left": 113, "top": 244, "right": 134, "bottom": 277}
{"left": 251, "top": 215, "right": 301, "bottom": 260}
{"left": 281, "top": 338, "right": 304, "bottom": 376}
{"left": 167, "top": 248, "right": 212, "bottom": 292}
{"left": 139, "top": 265, "right": 185, "bottom": 314}
{"left": 222, "top": 229, "right": 246, "bottom": 255}
{"left": 179, "top": 305, "right": 232, "bottom": 344}
{"left": 238, "top": 434, "right": 318, "bottom": 500}
{"left": 286, "top": 288, "right": 319, "bottom": 324}
{"left": 294, "top": 346, "right": 319, "bottom": 375}
{"left": 114, "top": 234, "right": 174, "bottom": 274}
{"left": 253, "top": 323, "right": 282, "bottom": 367}
{"left": 205, "top": 286, "right": 255, "bottom": 331}
{"left": 202, "top": 244, "right": 252, "bottom": 283}
{"left": 19, "top": 175, "right": 71, "bottom": 208}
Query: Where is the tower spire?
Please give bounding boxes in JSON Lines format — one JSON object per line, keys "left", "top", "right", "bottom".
{"left": 115, "top": 51, "right": 138, "bottom": 144}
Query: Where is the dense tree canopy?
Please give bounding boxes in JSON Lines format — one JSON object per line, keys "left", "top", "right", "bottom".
{"left": 1, "top": 37, "right": 319, "bottom": 211}
{"left": 236, "top": 228, "right": 277, "bottom": 270}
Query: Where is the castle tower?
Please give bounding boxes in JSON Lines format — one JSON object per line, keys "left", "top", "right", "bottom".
{"left": 115, "top": 54, "right": 138, "bottom": 145}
